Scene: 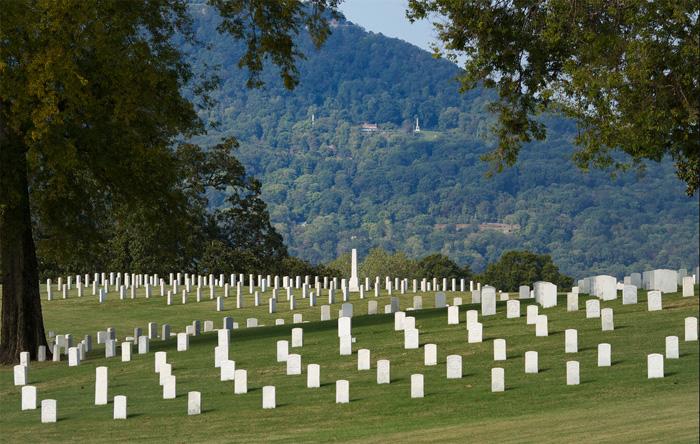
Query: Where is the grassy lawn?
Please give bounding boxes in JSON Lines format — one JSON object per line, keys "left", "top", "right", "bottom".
{"left": 0, "top": 284, "right": 698, "bottom": 443}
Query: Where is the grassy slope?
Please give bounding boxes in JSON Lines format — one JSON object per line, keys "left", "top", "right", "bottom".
{"left": 0, "top": 285, "right": 698, "bottom": 443}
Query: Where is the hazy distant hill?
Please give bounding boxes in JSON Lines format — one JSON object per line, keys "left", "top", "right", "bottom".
{"left": 185, "top": 6, "right": 699, "bottom": 278}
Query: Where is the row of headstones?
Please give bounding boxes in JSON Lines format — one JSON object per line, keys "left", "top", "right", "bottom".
{"left": 47, "top": 271, "right": 482, "bottom": 302}
{"left": 577, "top": 269, "right": 697, "bottom": 299}
{"left": 15, "top": 313, "right": 697, "bottom": 419}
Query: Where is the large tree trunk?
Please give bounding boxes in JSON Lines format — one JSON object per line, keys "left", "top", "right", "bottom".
{"left": 0, "top": 109, "right": 49, "bottom": 364}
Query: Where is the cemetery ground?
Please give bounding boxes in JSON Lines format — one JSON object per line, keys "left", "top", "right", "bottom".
{"left": 0, "top": 285, "right": 698, "bottom": 443}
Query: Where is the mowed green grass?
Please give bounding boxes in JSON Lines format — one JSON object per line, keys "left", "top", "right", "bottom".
{"left": 0, "top": 284, "right": 698, "bottom": 443}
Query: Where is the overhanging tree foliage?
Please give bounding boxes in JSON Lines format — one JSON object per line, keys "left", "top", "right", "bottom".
{"left": 408, "top": 0, "right": 700, "bottom": 195}
{"left": 0, "top": 0, "right": 339, "bottom": 364}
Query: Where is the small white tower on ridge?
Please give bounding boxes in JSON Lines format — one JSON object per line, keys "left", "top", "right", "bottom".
{"left": 414, "top": 117, "right": 421, "bottom": 133}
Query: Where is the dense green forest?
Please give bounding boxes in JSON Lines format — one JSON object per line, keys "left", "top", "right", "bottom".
{"left": 185, "top": 6, "right": 698, "bottom": 279}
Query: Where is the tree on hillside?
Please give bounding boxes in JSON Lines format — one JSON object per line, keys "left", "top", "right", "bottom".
{"left": 0, "top": 0, "right": 339, "bottom": 364}
{"left": 478, "top": 250, "right": 572, "bottom": 291}
{"left": 416, "top": 254, "right": 472, "bottom": 280}
{"left": 359, "top": 249, "right": 419, "bottom": 280}
{"left": 408, "top": 0, "right": 700, "bottom": 195}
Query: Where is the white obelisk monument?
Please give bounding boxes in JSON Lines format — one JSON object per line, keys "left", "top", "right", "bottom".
{"left": 348, "top": 249, "right": 359, "bottom": 292}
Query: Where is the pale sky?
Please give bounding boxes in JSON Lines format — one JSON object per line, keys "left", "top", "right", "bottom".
{"left": 338, "top": 0, "right": 436, "bottom": 52}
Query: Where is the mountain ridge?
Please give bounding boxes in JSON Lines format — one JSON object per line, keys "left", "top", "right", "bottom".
{"left": 185, "top": 6, "right": 699, "bottom": 278}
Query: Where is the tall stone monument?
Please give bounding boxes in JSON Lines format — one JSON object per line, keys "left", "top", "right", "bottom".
{"left": 348, "top": 249, "right": 360, "bottom": 292}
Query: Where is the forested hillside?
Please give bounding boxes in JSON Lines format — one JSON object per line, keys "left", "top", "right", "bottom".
{"left": 186, "top": 5, "right": 699, "bottom": 278}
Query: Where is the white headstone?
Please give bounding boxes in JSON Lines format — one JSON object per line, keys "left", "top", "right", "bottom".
{"left": 188, "top": 391, "right": 201, "bottom": 415}
{"left": 468, "top": 322, "right": 483, "bottom": 343}
{"left": 685, "top": 317, "right": 698, "bottom": 341}
{"left": 338, "top": 317, "right": 352, "bottom": 338}
{"left": 13, "top": 364, "right": 27, "bottom": 386}
{"left": 622, "top": 285, "right": 638, "bottom": 304}
{"left": 665, "top": 336, "right": 679, "bottom": 359}
{"left": 21, "top": 385, "right": 37, "bottom": 410}
{"left": 394, "top": 311, "right": 406, "bottom": 331}
{"left": 647, "top": 291, "right": 662, "bottom": 311}
{"left": 339, "top": 335, "right": 352, "bottom": 356}
{"left": 262, "top": 386, "right": 276, "bottom": 409}
{"left": 155, "top": 351, "right": 167, "bottom": 373}
{"left": 448, "top": 305, "right": 459, "bottom": 324}
{"left": 121, "top": 342, "right": 132, "bottom": 362}
{"left": 535, "top": 315, "right": 548, "bottom": 337}
{"left": 526, "top": 305, "right": 539, "bottom": 325}
{"left": 163, "top": 375, "right": 176, "bottom": 399}
{"left": 466, "top": 310, "right": 479, "bottom": 328}
{"left": 307, "top": 364, "right": 320, "bottom": 388}
{"left": 377, "top": 359, "right": 391, "bottom": 384}
{"left": 493, "top": 339, "right": 507, "bottom": 361}
{"left": 647, "top": 353, "right": 664, "bottom": 378}
{"left": 113, "top": 395, "right": 127, "bottom": 419}
{"left": 585, "top": 299, "right": 600, "bottom": 318}
{"left": 404, "top": 329, "right": 419, "bottom": 349}
{"left": 491, "top": 367, "right": 505, "bottom": 392}
{"left": 276, "top": 340, "right": 289, "bottom": 362}
{"left": 286, "top": 354, "right": 302, "bottom": 375}
{"left": 424, "top": 344, "right": 437, "bottom": 366}
{"left": 335, "top": 380, "right": 349, "bottom": 404}
{"left": 177, "top": 332, "right": 189, "bottom": 351}
{"left": 566, "top": 361, "right": 580, "bottom": 385}
{"left": 41, "top": 399, "right": 57, "bottom": 423}
{"left": 682, "top": 276, "right": 694, "bottom": 297}
{"left": 565, "top": 329, "right": 578, "bottom": 353}
{"left": 519, "top": 285, "right": 530, "bottom": 299}
{"left": 291, "top": 328, "right": 303, "bottom": 348}
{"left": 481, "top": 286, "right": 497, "bottom": 316}
{"left": 566, "top": 292, "right": 578, "bottom": 311}
{"left": 525, "top": 351, "right": 538, "bottom": 373}
{"left": 601, "top": 308, "right": 614, "bottom": 331}
{"left": 358, "top": 349, "right": 370, "bottom": 370}
{"left": 506, "top": 300, "right": 520, "bottom": 319}
{"left": 95, "top": 366, "right": 108, "bottom": 405}
{"left": 220, "top": 360, "right": 236, "bottom": 381}
{"left": 446, "top": 355, "right": 462, "bottom": 379}
{"left": 597, "top": 343, "right": 611, "bottom": 367}
{"left": 234, "top": 369, "right": 248, "bottom": 394}
{"left": 410, "top": 374, "right": 424, "bottom": 398}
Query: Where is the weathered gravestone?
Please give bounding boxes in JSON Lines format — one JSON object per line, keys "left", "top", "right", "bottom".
{"left": 586, "top": 299, "right": 601, "bottom": 318}
{"left": 622, "top": 285, "right": 638, "bottom": 304}
{"left": 506, "top": 300, "right": 520, "bottom": 319}
{"left": 647, "top": 291, "right": 662, "bottom": 311}
{"left": 601, "top": 308, "right": 614, "bottom": 331}
{"left": 188, "top": 391, "right": 201, "bottom": 415}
